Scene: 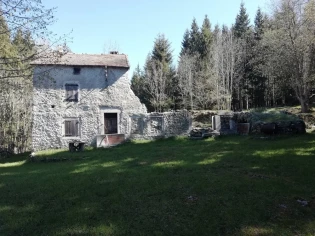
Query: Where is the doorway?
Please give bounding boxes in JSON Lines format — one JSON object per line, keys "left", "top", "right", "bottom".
{"left": 104, "top": 113, "right": 118, "bottom": 134}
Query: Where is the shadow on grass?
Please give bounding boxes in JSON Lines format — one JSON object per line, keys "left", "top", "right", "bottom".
{"left": 0, "top": 134, "right": 315, "bottom": 235}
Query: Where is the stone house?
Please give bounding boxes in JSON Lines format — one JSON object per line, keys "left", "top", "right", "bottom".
{"left": 31, "top": 53, "right": 147, "bottom": 151}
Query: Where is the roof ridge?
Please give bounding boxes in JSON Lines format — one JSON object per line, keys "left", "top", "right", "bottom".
{"left": 68, "top": 53, "right": 127, "bottom": 56}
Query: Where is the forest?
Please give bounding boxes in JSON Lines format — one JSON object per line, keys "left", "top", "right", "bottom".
{"left": 0, "top": 0, "right": 66, "bottom": 153}
{"left": 131, "top": 0, "right": 315, "bottom": 113}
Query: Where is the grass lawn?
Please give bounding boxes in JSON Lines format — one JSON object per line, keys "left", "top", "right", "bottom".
{"left": 1, "top": 135, "right": 315, "bottom": 235}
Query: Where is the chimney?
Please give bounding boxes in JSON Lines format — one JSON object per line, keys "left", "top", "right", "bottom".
{"left": 110, "top": 51, "right": 118, "bottom": 55}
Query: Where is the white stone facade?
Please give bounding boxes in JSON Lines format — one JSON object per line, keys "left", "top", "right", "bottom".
{"left": 32, "top": 65, "right": 147, "bottom": 151}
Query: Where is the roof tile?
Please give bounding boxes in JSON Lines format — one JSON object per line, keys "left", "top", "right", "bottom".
{"left": 31, "top": 53, "right": 129, "bottom": 68}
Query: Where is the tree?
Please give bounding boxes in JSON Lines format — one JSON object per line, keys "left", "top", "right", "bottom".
{"left": 144, "top": 59, "right": 170, "bottom": 112}
{"left": 262, "top": 0, "right": 315, "bottom": 112}
{"left": 0, "top": 0, "right": 69, "bottom": 152}
{"left": 131, "top": 64, "right": 148, "bottom": 106}
{"left": 152, "top": 34, "right": 173, "bottom": 65}
{"left": 0, "top": 0, "right": 68, "bottom": 80}
{"left": 233, "top": 2, "right": 254, "bottom": 110}
{"left": 200, "top": 15, "right": 213, "bottom": 59}
{"left": 180, "top": 29, "right": 190, "bottom": 56}
{"left": 254, "top": 8, "right": 265, "bottom": 40}
{"left": 141, "top": 34, "right": 174, "bottom": 112}
{"left": 177, "top": 53, "right": 199, "bottom": 109}
{"left": 188, "top": 18, "right": 201, "bottom": 55}
{"left": 212, "top": 26, "right": 236, "bottom": 110}
{"left": 234, "top": 2, "right": 250, "bottom": 38}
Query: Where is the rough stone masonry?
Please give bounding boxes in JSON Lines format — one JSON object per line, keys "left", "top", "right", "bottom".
{"left": 32, "top": 53, "right": 191, "bottom": 151}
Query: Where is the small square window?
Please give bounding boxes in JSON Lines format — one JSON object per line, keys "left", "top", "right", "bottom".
{"left": 73, "top": 67, "right": 81, "bottom": 75}
{"left": 65, "top": 84, "right": 78, "bottom": 102}
{"left": 64, "top": 119, "right": 79, "bottom": 137}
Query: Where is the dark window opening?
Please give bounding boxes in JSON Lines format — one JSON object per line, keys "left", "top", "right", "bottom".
{"left": 65, "top": 120, "right": 79, "bottom": 137}
{"left": 104, "top": 113, "right": 118, "bottom": 134}
{"left": 51, "top": 105, "right": 55, "bottom": 108}
{"left": 65, "top": 84, "right": 78, "bottom": 102}
{"left": 73, "top": 67, "right": 81, "bottom": 75}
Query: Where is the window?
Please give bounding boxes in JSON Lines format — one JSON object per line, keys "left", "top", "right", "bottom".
{"left": 73, "top": 67, "right": 81, "bottom": 75}
{"left": 104, "top": 113, "right": 118, "bottom": 134}
{"left": 64, "top": 119, "right": 79, "bottom": 137}
{"left": 65, "top": 84, "right": 78, "bottom": 102}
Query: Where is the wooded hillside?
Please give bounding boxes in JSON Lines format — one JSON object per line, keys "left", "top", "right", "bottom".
{"left": 131, "top": 0, "right": 315, "bottom": 113}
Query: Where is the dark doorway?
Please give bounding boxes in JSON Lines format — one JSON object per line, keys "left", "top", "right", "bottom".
{"left": 104, "top": 113, "right": 118, "bottom": 134}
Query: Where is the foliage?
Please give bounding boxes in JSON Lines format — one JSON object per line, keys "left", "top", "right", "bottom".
{"left": 261, "top": 0, "right": 315, "bottom": 112}
{"left": 131, "top": 0, "right": 315, "bottom": 113}
{"left": 132, "top": 34, "right": 175, "bottom": 112}
{"left": 0, "top": 0, "right": 69, "bottom": 152}
{"left": 233, "top": 2, "right": 250, "bottom": 39}
{"left": 1, "top": 135, "right": 315, "bottom": 235}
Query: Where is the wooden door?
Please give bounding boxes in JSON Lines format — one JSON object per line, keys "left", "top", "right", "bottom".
{"left": 104, "top": 113, "right": 118, "bottom": 134}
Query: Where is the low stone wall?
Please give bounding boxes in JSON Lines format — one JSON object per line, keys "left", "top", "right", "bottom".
{"left": 214, "top": 112, "right": 306, "bottom": 135}
{"left": 129, "top": 110, "right": 191, "bottom": 140}
{"left": 191, "top": 110, "right": 306, "bottom": 135}
{"left": 251, "top": 120, "right": 306, "bottom": 135}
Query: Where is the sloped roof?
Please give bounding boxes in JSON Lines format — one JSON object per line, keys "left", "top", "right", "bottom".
{"left": 31, "top": 53, "right": 129, "bottom": 68}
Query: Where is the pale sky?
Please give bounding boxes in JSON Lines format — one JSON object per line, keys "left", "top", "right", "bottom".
{"left": 43, "top": 0, "right": 268, "bottom": 74}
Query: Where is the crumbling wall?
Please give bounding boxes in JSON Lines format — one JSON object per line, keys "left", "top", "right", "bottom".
{"left": 129, "top": 110, "right": 191, "bottom": 140}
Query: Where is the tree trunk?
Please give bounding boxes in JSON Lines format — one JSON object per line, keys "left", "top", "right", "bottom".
{"left": 300, "top": 98, "right": 309, "bottom": 113}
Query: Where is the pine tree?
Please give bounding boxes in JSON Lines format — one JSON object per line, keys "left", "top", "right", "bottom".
{"left": 234, "top": 2, "right": 250, "bottom": 39}
{"left": 254, "top": 8, "right": 264, "bottom": 40}
{"left": 188, "top": 18, "right": 201, "bottom": 55}
{"left": 233, "top": 2, "right": 253, "bottom": 110}
{"left": 152, "top": 34, "right": 173, "bottom": 66}
{"left": 180, "top": 29, "right": 190, "bottom": 56}
{"left": 200, "top": 15, "right": 212, "bottom": 58}
{"left": 131, "top": 64, "right": 147, "bottom": 105}
{"left": 143, "top": 34, "right": 175, "bottom": 112}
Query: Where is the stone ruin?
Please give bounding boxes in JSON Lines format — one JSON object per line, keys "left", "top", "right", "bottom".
{"left": 129, "top": 110, "right": 191, "bottom": 140}
{"left": 189, "top": 110, "right": 306, "bottom": 138}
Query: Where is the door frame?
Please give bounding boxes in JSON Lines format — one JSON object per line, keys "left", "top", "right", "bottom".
{"left": 99, "top": 108, "right": 121, "bottom": 135}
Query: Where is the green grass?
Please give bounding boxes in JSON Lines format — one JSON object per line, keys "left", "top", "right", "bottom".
{"left": 1, "top": 135, "right": 315, "bottom": 235}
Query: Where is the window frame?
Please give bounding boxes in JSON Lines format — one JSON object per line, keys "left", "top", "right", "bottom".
{"left": 62, "top": 117, "right": 81, "bottom": 138}
{"left": 65, "top": 83, "right": 79, "bottom": 102}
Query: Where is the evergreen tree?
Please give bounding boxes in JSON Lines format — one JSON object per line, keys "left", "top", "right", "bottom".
{"left": 200, "top": 15, "right": 212, "bottom": 58}
{"left": 180, "top": 29, "right": 190, "bottom": 56}
{"left": 233, "top": 2, "right": 254, "bottom": 110}
{"left": 188, "top": 18, "right": 201, "bottom": 55}
{"left": 213, "top": 24, "right": 221, "bottom": 38}
{"left": 131, "top": 64, "right": 148, "bottom": 107}
{"left": 142, "top": 34, "right": 175, "bottom": 112}
{"left": 254, "top": 8, "right": 264, "bottom": 40}
{"left": 152, "top": 34, "right": 173, "bottom": 66}
{"left": 234, "top": 2, "right": 250, "bottom": 39}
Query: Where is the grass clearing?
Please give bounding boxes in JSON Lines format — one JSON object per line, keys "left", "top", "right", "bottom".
{"left": 1, "top": 135, "right": 315, "bottom": 235}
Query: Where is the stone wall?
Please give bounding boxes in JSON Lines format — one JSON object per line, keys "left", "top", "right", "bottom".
{"left": 129, "top": 110, "right": 191, "bottom": 140}
{"left": 190, "top": 110, "right": 306, "bottom": 136}
{"left": 32, "top": 66, "right": 192, "bottom": 151}
{"left": 32, "top": 66, "right": 147, "bottom": 151}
